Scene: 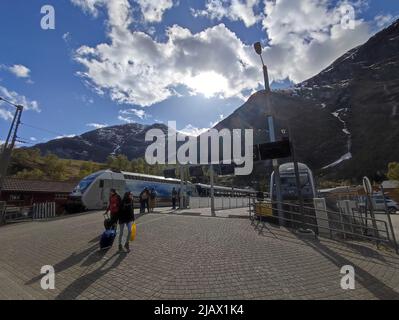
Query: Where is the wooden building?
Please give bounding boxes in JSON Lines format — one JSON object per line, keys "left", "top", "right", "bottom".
{"left": 0, "top": 178, "right": 77, "bottom": 213}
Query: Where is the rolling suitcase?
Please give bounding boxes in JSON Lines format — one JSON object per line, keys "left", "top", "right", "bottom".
{"left": 100, "top": 228, "right": 116, "bottom": 249}
{"left": 101, "top": 213, "right": 117, "bottom": 249}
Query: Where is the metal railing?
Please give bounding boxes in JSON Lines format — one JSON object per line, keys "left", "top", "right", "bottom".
{"left": 249, "top": 198, "right": 398, "bottom": 254}
{"left": 1, "top": 202, "right": 58, "bottom": 224}
{"left": 188, "top": 196, "right": 250, "bottom": 210}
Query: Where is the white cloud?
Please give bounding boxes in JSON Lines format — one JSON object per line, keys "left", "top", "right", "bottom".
{"left": 0, "top": 108, "right": 13, "bottom": 121}
{"left": 118, "top": 108, "right": 149, "bottom": 122}
{"left": 260, "top": 0, "right": 371, "bottom": 83}
{"left": 63, "top": 32, "right": 72, "bottom": 43}
{"left": 374, "top": 14, "right": 396, "bottom": 28}
{"left": 30, "top": 137, "right": 37, "bottom": 142}
{"left": 1, "top": 64, "right": 31, "bottom": 79}
{"left": 192, "top": 0, "right": 261, "bottom": 28}
{"left": 135, "top": 0, "right": 175, "bottom": 23}
{"left": 87, "top": 123, "right": 108, "bottom": 129}
{"left": 0, "top": 85, "right": 40, "bottom": 121}
{"left": 74, "top": 3, "right": 260, "bottom": 106}
{"left": 9, "top": 64, "right": 31, "bottom": 78}
{"left": 70, "top": 0, "right": 103, "bottom": 16}
{"left": 72, "top": 0, "right": 374, "bottom": 107}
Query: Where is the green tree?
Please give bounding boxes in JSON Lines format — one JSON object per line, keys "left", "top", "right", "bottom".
{"left": 388, "top": 162, "right": 399, "bottom": 180}
{"left": 15, "top": 168, "right": 45, "bottom": 180}
{"left": 43, "top": 153, "right": 67, "bottom": 180}
{"left": 107, "top": 155, "right": 131, "bottom": 171}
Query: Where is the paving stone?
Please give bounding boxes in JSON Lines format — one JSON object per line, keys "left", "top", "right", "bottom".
{"left": 0, "top": 211, "right": 398, "bottom": 300}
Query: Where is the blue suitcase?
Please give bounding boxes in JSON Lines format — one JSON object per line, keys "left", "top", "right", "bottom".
{"left": 100, "top": 229, "right": 116, "bottom": 249}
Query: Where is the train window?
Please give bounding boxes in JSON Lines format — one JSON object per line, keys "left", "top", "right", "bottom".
{"left": 99, "top": 180, "right": 104, "bottom": 188}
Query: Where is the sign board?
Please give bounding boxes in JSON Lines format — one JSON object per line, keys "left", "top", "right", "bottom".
{"left": 253, "top": 140, "right": 291, "bottom": 162}
{"left": 216, "top": 164, "right": 236, "bottom": 176}
{"left": 313, "top": 198, "right": 331, "bottom": 237}
{"left": 164, "top": 168, "right": 177, "bottom": 179}
{"left": 189, "top": 166, "right": 204, "bottom": 177}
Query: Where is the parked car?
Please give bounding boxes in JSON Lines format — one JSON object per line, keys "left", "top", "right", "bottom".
{"left": 359, "top": 194, "right": 399, "bottom": 214}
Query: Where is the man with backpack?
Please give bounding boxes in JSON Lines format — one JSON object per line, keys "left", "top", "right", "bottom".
{"left": 100, "top": 189, "right": 121, "bottom": 250}
{"left": 105, "top": 189, "right": 121, "bottom": 226}
{"left": 139, "top": 188, "right": 150, "bottom": 214}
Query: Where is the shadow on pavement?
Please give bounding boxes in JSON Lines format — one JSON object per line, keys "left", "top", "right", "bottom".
{"left": 303, "top": 239, "right": 399, "bottom": 300}
{"left": 343, "top": 241, "right": 389, "bottom": 263}
{"left": 55, "top": 252, "right": 127, "bottom": 300}
{"left": 25, "top": 244, "right": 99, "bottom": 286}
{"left": 253, "top": 219, "right": 399, "bottom": 268}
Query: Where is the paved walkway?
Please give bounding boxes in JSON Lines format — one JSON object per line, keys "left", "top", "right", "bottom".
{"left": 0, "top": 209, "right": 399, "bottom": 300}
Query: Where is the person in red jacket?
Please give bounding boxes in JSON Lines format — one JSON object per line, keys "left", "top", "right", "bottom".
{"left": 105, "top": 189, "right": 121, "bottom": 225}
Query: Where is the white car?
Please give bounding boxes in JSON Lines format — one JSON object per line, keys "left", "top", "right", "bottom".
{"left": 372, "top": 195, "right": 399, "bottom": 214}
{"left": 358, "top": 194, "right": 399, "bottom": 214}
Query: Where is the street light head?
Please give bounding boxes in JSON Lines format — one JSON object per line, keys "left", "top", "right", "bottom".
{"left": 254, "top": 42, "right": 263, "bottom": 55}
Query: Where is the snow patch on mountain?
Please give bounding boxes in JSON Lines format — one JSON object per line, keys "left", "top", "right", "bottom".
{"left": 322, "top": 152, "right": 353, "bottom": 170}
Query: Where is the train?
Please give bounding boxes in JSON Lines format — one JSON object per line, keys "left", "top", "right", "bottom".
{"left": 67, "top": 169, "right": 256, "bottom": 211}
{"left": 270, "top": 163, "right": 317, "bottom": 203}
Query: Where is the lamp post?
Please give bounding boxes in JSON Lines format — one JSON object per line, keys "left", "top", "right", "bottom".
{"left": 253, "top": 42, "right": 284, "bottom": 225}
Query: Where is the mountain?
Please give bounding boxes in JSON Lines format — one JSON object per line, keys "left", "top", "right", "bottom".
{"left": 33, "top": 123, "right": 170, "bottom": 163}
{"left": 34, "top": 20, "right": 399, "bottom": 181}
{"left": 215, "top": 19, "right": 399, "bottom": 181}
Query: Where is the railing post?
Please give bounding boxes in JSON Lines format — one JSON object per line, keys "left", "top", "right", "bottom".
{"left": 381, "top": 185, "right": 399, "bottom": 254}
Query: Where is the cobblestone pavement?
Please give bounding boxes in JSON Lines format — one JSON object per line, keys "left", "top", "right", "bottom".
{"left": 0, "top": 210, "right": 399, "bottom": 300}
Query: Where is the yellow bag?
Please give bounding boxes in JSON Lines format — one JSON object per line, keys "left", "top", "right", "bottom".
{"left": 130, "top": 223, "right": 137, "bottom": 242}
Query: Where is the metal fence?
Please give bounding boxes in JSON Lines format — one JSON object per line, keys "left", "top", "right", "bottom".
{"left": 3, "top": 205, "right": 33, "bottom": 222}
{"left": 250, "top": 198, "right": 398, "bottom": 254}
{"left": 188, "top": 197, "right": 251, "bottom": 210}
{"left": 1, "top": 202, "right": 57, "bottom": 224}
{"left": 33, "top": 202, "right": 56, "bottom": 220}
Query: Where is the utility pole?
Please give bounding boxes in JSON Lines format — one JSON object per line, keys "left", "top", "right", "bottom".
{"left": 0, "top": 98, "right": 24, "bottom": 197}
{"left": 210, "top": 164, "right": 215, "bottom": 216}
{"left": 179, "top": 163, "right": 184, "bottom": 210}
{"left": 254, "top": 42, "right": 284, "bottom": 225}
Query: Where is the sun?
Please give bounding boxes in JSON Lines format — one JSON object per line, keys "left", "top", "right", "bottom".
{"left": 186, "top": 71, "right": 229, "bottom": 98}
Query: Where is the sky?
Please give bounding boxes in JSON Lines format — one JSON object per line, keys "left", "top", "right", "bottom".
{"left": 0, "top": 0, "right": 398, "bottom": 144}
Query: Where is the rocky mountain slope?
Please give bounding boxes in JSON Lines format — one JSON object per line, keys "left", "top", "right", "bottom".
{"left": 33, "top": 123, "right": 169, "bottom": 163}
{"left": 214, "top": 19, "right": 399, "bottom": 180}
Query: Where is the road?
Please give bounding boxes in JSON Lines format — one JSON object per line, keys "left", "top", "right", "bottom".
{"left": 0, "top": 209, "right": 399, "bottom": 300}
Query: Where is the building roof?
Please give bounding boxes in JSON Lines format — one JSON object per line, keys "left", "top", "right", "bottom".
{"left": 382, "top": 180, "right": 399, "bottom": 189}
{"left": 1, "top": 178, "right": 77, "bottom": 194}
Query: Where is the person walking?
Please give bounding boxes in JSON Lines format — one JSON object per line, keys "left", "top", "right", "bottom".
{"left": 118, "top": 192, "right": 135, "bottom": 252}
{"left": 172, "top": 187, "right": 178, "bottom": 210}
{"left": 140, "top": 188, "right": 150, "bottom": 213}
{"left": 139, "top": 189, "right": 145, "bottom": 214}
{"left": 149, "top": 188, "right": 157, "bottom": 213}
{"left": 105, "top": 189, "right": 121, "bottom": 226}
